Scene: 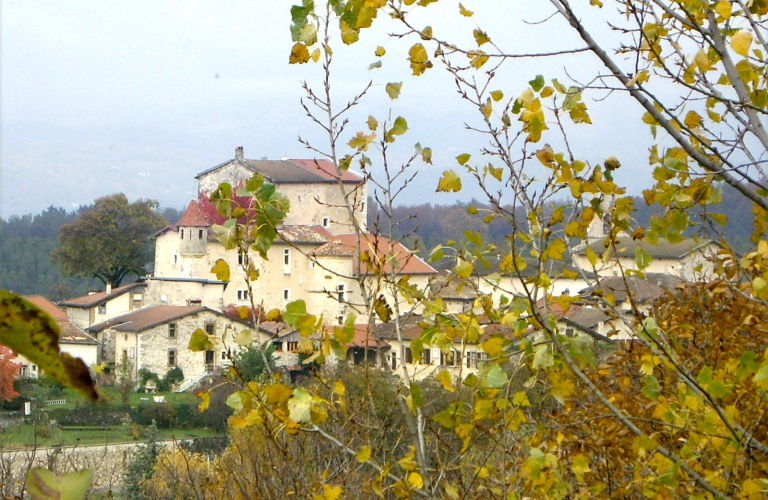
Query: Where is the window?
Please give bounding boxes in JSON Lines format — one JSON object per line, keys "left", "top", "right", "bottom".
{"left": 284, "top": 249, "right": 291, "bottom": 266}
{"left": 98, "top": 305, "right": 106, "bottom": 315}
{"left": 204, "top": 322, "right": 215, "bottom": 335}
{"left": 180, "top": 229, "right": 184, "bottom": 240}
{"left": 237, "top": 290, "right": 249, "bottom": 301}
{"left": 169, "top": 323, "right": 177, "bottom": 338}
{"left": 466, "top": 351, "right": 488, "bottom": 369}
{"left": 405, "top": 347, "right": 413, "bottom": 364}
{"left": 337, "top": 315, "right": 344, "bottom": 325}
{"left": 173, "top": 253, "right": 178, "bottom": 264}
{"left": 322, "top": 217, "right": 330, "bottom": 228}
{"left": 565, "top": 328, "right": 574, "bottom": 337}
{"left": 221, "top": 351, "right": 227, "bottom": 360}
{"left": 238, "top": 253, "right": 248, "bottom": 266}
{"left": 337, "top": 284, "right": 345, "bottom": 303}
{"left": 286, "top": 341, "right": 298, "bottom": 352}
{"left": 124, "top": 333, "right": 128, "bottom": 341}
{"left": 441, "top": 350, "right": 459, "bottom": 367}
{"left": 168, "top": 349, "right": 177, "bottom": 366}
{"left": 283, "top": 289, "right": 290, "bottom": 301}
{"left": 198, "top": 229, "right": 204, "bottom": 239}
{"left": 422, "top": 348, "right": 432, "bottom": 365}
{"left": 122, "top": 350, "right": 128, "bottom": 363}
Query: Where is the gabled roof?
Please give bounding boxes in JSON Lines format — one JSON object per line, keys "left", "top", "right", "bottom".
{"left": 279, "top": 225, "right": 333, "bottom": 244}
{"left": 312, "top": 234, "right": 437, "bottom": 275}
{"left": 59, "top": 281, "right": 146, "bottom": 309}
{"left": 577, "top": 236, "right": 714, "bottom": 260}
{"left": 177, "top": 200, "right": 210, "bottom": 227}
{"left": 579, "top": 273, "right": 682, "bottom": 303}
{"left": 86, "top": 305, "right": 251, "bottom": 334}
{"left": 195, "top": 156, "right": 364, "bottom": 185}
{"left": 24, "top": 296, "right": 99, "bottom": 345}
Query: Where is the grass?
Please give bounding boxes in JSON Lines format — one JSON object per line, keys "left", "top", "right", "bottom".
{"left": 0, "top": 424, "right": 223, "bottom": 449}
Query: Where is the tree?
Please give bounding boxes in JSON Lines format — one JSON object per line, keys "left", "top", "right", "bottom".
{"left": 190, "top": 2, "right": 768, "bottom": 499}
{"left": 0, "top": 346, "right": 21, "bottom": 402}
{"left": 52, "top": 193, "right": 166, "bottom": 287}
{"left": 121, "top": 420, "right": 161, "bottom": 500}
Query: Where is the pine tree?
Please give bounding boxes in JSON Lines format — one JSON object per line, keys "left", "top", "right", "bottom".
{"left": 121, "top": 420, "right": 161, "bottom": 500}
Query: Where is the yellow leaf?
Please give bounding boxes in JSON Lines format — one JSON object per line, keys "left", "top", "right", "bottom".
{"left": 694, "top": 49, "right": 713, "bottom": 72}
{"left": 311, "top": 49, "right": 321, "bottom": 62}
{"left": 459, "top": 3, "right": 473, "bottom": 16}
{"left": 367, "top": 115, "right": 378, "bottom": 131}
{"left": 323, "top": 484, "right": 343, "bottom": 500}
{"left": 26, "top": 468, "right": 94, "bottom": 500}
{"left": 356, "top": 446, "right": 372, "bottom": 463}
{"left": 456, "top": 153, "right": 471, "bottom": 165}
{"left": 407, "top": 472, "right": 424, "bottom": 490}
{"left": 716, "top": 0, "right": 731, "bottom": 18}
{"left": 684, "top": 110, "right": 702, "bottom": 129}
{"left": 289, "top": 42, "right": 311, "bottom": 64}
{"left": 198, "top": 391, "right": 210, "bottom": 412}
{"left": 436, "top": 369, "right": 455, "bottom": 392}
{"left": 210, "top": 259, "right": 231, "bottom": 282}
{"left": 189, "top": 328, "right": 215, "bottom": 352}
{"left": 490, "top": 90, "right": 503, "bottom": 102}
{"left": 473, "top": 29, "right": 490, "bottom": 46}
{"left": 481, "top": 98, "right": 492, "bottom": 118}
{"left": 732, "top": 30, "right": 753, "bottom": 58}
{"left": 0, "top": 292, "right": 98, "bottom": 401}
{"left": 437, "top": 170, "right": 462, "bottom": 192}
{"left": 375, "top": 46, "right": 386, "bottom": 57}
{"left": 348, "top": 131, "right": 376, "bottom": 151}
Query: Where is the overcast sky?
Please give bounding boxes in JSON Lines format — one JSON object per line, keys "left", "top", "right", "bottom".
{"left": 1, "top": 1, "right": 653, "bottom": 219}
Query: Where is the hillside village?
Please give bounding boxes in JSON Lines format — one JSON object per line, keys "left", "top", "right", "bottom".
{"left": 25, "top": 147, "right": 719, "bottom": 389}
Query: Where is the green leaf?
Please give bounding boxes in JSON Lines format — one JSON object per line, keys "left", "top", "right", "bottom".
{"left": 386, "top": 82, "right": 403, "bottom": 99}
{"left": 0, "top": 292, "right": 98, "bottom": 401}
{"left": 283, "top": 300, "right": 308, "bottom": 327}
{"left": 634, "top": 246, "right": 652, "bottom": 270}
{"left": 529, "top": 74, "right": 545, "bottom": 92}
{"left": 455, "top": 259, "right": 473, "bottom": 279}
{"left": 410, "top": 383, "right": 423, "bottom": 408}
{"left": 288, "top": 387, "right": 312, "bottom": 423}
{"left": 189, "top": 328, "right": 214, "bottom": 352}
{"left": 389, "top": 116, "right": 408, "bottom": 136}
{"left": 641, "top": 375, "right": 660, "bottom": 401}
{"left": 27, "top": 468, "right": 94, "bottom": 500}
{"left": 481, "top": 363, "right": 508, "bottom": 389}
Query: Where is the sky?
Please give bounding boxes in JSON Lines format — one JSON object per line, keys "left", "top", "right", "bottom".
{"left": 1, "top": 1, "right": 654, "bottom": 219}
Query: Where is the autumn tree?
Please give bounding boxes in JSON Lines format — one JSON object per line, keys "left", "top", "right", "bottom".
{"left": 52, "top": 193, "right": 166, "bottom": 287}
{"left": 142, "top": 2, "right": 768, "bottom": 500}
{"left": 0, "top": 346, "right": 21, "bottom": 402}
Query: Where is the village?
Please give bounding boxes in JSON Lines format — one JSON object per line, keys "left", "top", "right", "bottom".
{"left": 18, "top": 147, "right": 718, "bottom": 392}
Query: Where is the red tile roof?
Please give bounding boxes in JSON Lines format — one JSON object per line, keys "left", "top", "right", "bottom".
{"left": 23, "top": 296, "right": 98, "bottom": 345}
{"left": 312, "top": 234, "right": 437, "bottom": 275}
{"left": 87, "top": 305, "right": 209, "bottom": 333}
{"left": 59, "top": 282, "right": 145, "bottom": 309}
{"left": 177, "top": 200, "right": 210, "bottom": 227}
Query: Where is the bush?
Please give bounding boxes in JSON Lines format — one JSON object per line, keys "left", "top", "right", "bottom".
{"left": 157, "top": 367, "right": 184, "bottom": 392}
{"left": 45, "top": 405, "right": 131, "bottom": 426}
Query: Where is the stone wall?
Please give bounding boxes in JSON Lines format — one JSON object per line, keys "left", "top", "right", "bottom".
{"left": 0, "top": 438, "right": 219, "bottom": 497}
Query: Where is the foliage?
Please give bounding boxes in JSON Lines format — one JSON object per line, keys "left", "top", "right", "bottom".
{"left": 114, "top": 357, "right": 135, "bottom": 405}
{"left": 52, "top": 193, "right": 166, "bottom": 287}
{"left": 231, "top": 344, "right": 275, "bottom": 382}
{"left": 142, "top": 448, "right": 215, "bottom": 500}
{"left": 158, "top": 366, "right": 184, "bottom": 392}
{"left": 0, "top": 291, "right": 98, "bottom": 401}
{"left": 121, "top": 420, "right": 161, "bottom": 500}
{"left": 137, "top": 367, "right": 160, "bottom": 391}
{"left": 0, "top": 346, "right": 21, "bottom": 402}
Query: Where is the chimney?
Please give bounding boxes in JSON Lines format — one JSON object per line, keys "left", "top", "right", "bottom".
{"left": 106, "top": 283, "right": 112, "bottom": 295}
{"left": 235, "top": 146, "right": 244, "bottom": 161}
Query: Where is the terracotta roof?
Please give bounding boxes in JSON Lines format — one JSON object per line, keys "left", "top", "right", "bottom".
{"left": 348, "top": 324, "right": 390, "bottom": 348}
{"left": 177, "top": 200, "right": 210, "bottom": 227}
{"left": 24, "top": 295, "right": 67, "bottom": 320}
{"left": 23, "top": 296, "right": 98, "bottom": 345}
{"left": 59, "top": 281, "right": 146, "bottom": 309}
{"left": 577, "top": 236, "right": 714, "bottom": 260}
{"left": 312, "top": 234, "right": 437, "bottom": 275}
{"left": 87, "top": 305, "right": 209, "bottom": 333}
